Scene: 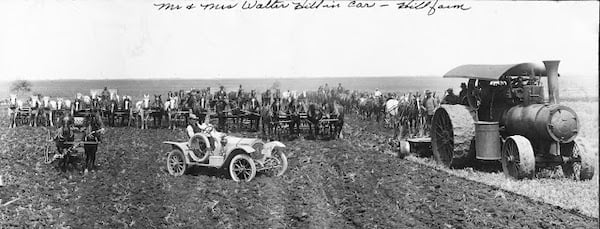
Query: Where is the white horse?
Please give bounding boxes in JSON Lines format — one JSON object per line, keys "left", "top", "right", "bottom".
{"left": 41, "top": 96, "right": 58, "bottom": 127}
{"left": 134, "top": 95, "right": 151, "bottom": 129}
{"left": 73, "top": 93, "right": 84, "bottom": 114}
{"left": 29, "top": 95, "right": 41, "bottom": 127}
{"left": 8, "top": 94, "right": 18, "bottom": 128}
{"left": 164, "top": 97, "right": 178, "bottom": 129}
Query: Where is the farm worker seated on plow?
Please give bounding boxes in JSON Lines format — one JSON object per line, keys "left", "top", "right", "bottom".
{"left": 441, "top": 88, "right": 460, "bottom": 105}
{"left": 186, "top": 113, "right": 227, "bottom": 156}
{"left": 82, "top": 112, "right": 105, "bottom": 176}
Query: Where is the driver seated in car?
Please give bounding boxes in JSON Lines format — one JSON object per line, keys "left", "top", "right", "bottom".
{"left": 186, "top": 113, "right": 226, "bottom": 154}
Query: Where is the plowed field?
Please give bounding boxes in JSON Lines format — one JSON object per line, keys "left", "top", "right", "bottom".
{"left": 1, "top": 111, "right": 598, "bottom": 228}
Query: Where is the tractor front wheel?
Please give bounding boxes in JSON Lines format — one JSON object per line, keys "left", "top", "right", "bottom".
{"left": 562, "top": 142, "right": 595, "bottom": 181}
{"left": 501, "top": 135, "right": 535, "bottom": 179}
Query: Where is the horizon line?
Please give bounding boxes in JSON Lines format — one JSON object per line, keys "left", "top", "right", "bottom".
{"left": 1, "top": 73, "right": 597, "bottom": 82}
{"left": 1, "top": 75, "right": 443, "bottom": 82}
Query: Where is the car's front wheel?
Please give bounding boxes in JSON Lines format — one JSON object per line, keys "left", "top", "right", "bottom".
{"left": 264, "top": 149, "right": 288, "bottom": 177}
{"left": 229, "top": 154, "right": 256, "bottom": 182}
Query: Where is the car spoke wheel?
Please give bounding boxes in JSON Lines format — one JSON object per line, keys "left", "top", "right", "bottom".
{"left": 167, "top": 150, "right": 187, "bottom": 176}
{"left": 263, "top": 149, "right": 288, "bottom": 177}
{"left": 229, "top": 154, "right": 256, "bottom": 182}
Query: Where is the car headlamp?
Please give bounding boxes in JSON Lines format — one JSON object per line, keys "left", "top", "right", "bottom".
{"left": 252, "top": 142, "right": 264, "bottom": 159}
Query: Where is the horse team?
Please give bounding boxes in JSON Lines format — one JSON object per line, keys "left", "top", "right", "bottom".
{"left": 6, "top": 86, "right": 346, "bottom": 140}
{"left": 6, "top": 85, "right": 435, "bottom": 140}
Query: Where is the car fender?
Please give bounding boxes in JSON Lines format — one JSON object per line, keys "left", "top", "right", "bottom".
{"left": 224, "top": 145, "right": 256, "bottom": 166}
{"left": 163, "top": 141, "right": 191, "bottom": 163}
{"left": 262, "top": 141, "right": 286, "bottom": 157}
{"left": 226, "top": 145, "right": 255, "bottom": 156}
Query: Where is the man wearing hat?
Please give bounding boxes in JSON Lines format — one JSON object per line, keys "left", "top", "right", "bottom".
{"left": 420, "top": 90, "right": 438, "bottom": 134}
{"left": 216, "top": 85, "right": 227, "bottom": 101}
{"left": 186, "top": 113, "right": 225, "bottom": 155}
{"left": 458, "top": 82, "right": 468, "bottom": 105}
{"left": 442, "top": 88, "right": 460, "bottom": 105}
{"left": 186, "top": 113, "right": 202, "bottom": 138}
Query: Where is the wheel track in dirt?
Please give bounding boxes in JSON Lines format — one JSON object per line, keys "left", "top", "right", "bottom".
{"left": 279, "top": 142, "right": 351, "bottom": 228}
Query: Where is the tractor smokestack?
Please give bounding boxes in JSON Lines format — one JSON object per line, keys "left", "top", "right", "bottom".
{"left": 543, "top": 60, "right": 560, "bottom": 104}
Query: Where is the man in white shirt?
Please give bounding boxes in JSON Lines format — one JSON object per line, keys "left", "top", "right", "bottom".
{"left": 374, "top": 88, "right": 382, "bottom": 98}
{"left": 186, "top": 113, "right": 226, "bottom": 154}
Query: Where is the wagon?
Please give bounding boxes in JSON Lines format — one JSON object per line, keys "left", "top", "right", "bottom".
{"left": 163, "top": 125, "right": 288, "bottom": 182}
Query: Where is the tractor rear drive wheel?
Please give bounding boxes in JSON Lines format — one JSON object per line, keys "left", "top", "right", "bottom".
{"left": 167, "top": 150, "right": 187, "bottom": 176}
{"left": 501, "top": 136, "right": 535, "bottom": 179}
{"left": 431, "top": 105, "right": 477, "bottom": 168}
{"left": 229, "top": 154, "right": 257, "bottom": 182}
{"left": 562, "top": 142, "right": 595, "bottom": 181}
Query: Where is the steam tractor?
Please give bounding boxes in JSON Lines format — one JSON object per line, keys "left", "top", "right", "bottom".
{"left": 431, "top": 60, "right": 595, "bottom": 180}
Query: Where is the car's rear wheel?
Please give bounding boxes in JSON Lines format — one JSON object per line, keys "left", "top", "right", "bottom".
{"left": 229, "top": 154, "right": 256, "bottom": 182}
{"left": 167, "top": 149, "right": 187, "bottom": 176}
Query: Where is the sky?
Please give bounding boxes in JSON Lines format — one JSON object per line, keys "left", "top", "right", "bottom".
{"left": 0, "top": 0, "right": 598, "bottom": 81}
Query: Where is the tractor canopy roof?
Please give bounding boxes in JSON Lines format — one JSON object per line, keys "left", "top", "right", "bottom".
{"left": 443, "top": 62, "right": 556, "bottom": 80}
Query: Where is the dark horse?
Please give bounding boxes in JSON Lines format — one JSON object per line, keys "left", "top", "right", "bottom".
{"left": 260, "top": 104, "right": 274, "bottom": 140}
{"left": 306, "top": 103, "right": 323, "bottom": 139}
{"left": 150, "top": 95, "right": 164, "bottom": 128}
{"left": 329, "top": 101, "right": 345, "bottom": 139}
{"left": 287, "top": 98, "right": 301, "bottom": 138}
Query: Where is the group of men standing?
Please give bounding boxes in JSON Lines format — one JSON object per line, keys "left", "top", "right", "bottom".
{"left": 419, "top": 83, "right": 469, "bottom": 132}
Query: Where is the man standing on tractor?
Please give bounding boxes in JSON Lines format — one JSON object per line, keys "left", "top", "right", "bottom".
{"left": 420, "top": 90, "right": 437, "bottom": 135}
{"left": 441, "top": 88, "right": 460, "bottom": 105}
{"left": 458, "top": 82, "right": 468, "bottom": 105}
